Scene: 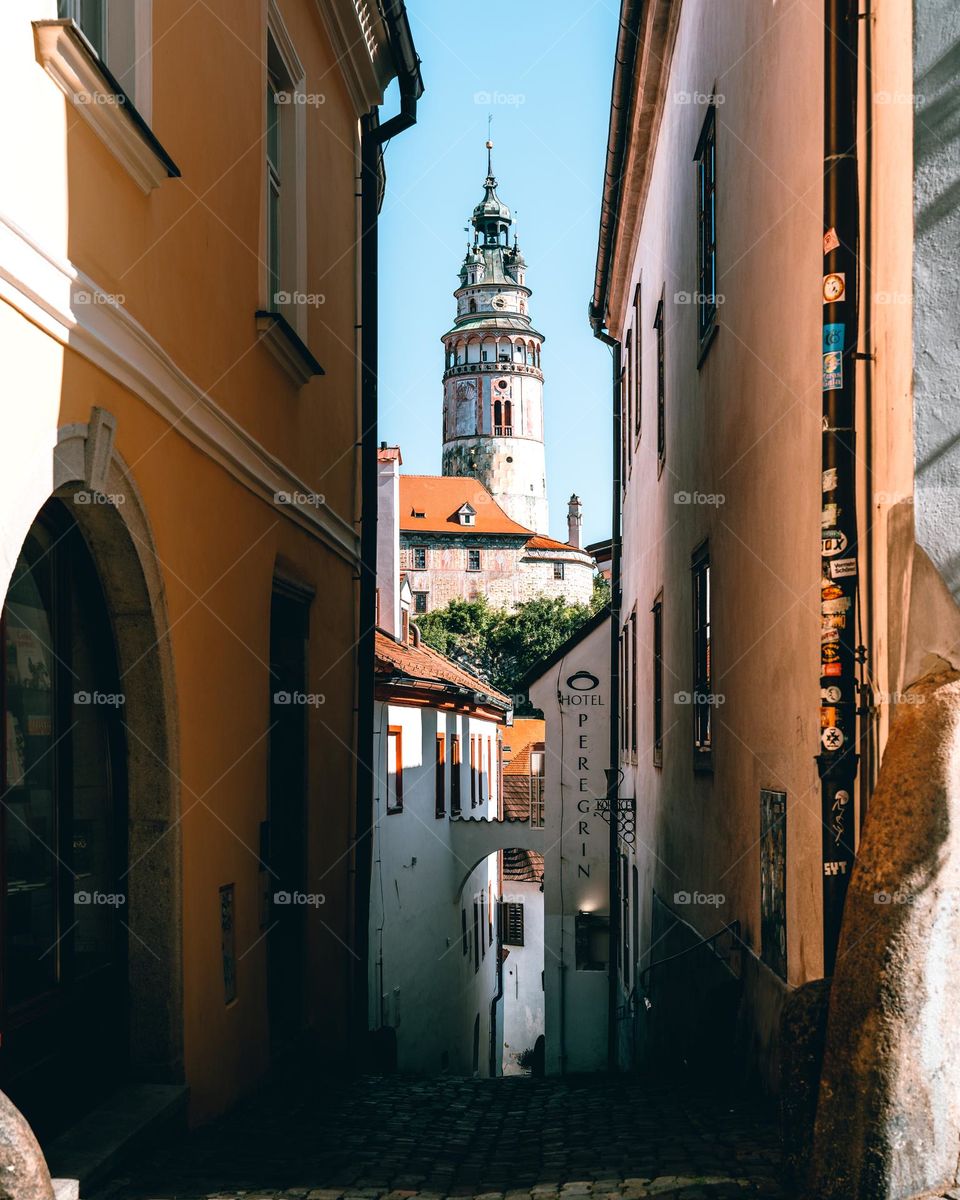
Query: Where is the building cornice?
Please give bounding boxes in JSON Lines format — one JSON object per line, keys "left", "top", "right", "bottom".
{"left": 0, "top": 213, "right": 359, "bottom": 566}
{"left": 313, "top": 0, "right": 394, "bottom": 115}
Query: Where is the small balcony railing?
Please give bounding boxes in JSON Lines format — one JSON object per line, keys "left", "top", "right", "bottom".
{"left": 494, "top": 426, "right": 513, "bottom": 437}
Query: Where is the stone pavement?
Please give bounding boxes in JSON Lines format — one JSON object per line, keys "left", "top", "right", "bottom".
{"left": 92, "top": 1072, "right": 789, "bottom": 1200}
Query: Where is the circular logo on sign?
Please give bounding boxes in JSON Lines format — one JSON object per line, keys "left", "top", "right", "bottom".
{"left": 822, "top": 726, "right": 844, "bottom": 750}
{"left": 823, "top": 685, "right": 842, "bottom": 704}
{"left": 566, "top": 670, "right": 600, "bottom": 692}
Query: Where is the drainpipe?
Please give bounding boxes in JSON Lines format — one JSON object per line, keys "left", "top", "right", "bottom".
{"left": 818, "top": 0, "right": 860, "bottom": 975}
{"left": 355, "top": 0, "right": 423, "bottom": 1052}
{"left": 592, "top": 317, "right": 622, "bottom": 1073}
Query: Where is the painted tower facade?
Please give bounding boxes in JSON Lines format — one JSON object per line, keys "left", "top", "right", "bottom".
{"left": 441, "top": 144, "right": 549, "bottom": 534}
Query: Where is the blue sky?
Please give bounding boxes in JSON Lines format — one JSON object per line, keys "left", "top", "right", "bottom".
{"left": 378, "top": 0, "right": 619, "bottom": 548}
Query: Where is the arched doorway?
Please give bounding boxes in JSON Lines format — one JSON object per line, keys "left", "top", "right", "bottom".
{"left": 1, "top": 498, "right": 128, "bottom": 1133}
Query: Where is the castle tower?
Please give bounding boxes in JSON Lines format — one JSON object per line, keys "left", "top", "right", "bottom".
{"left": 441, "top": 141, "right": 549, "bottom": 534}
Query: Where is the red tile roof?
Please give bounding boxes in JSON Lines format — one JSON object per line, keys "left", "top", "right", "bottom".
{"left": 502, "top": 719, "right": 545, "bottom": 820}
{"left": 400, "top": 476, "right": 533, "bottom": 536}
{"left": 502, "top": 848, "right": 544, "bottom": 882}
{"left": 377, "top": 445, "right": 402, "bottom": 463}
{"left": 374, "top": 630, "right": 510, "bottom": 708}
{"left": 525, "top": 533, "right": 579, "bottom": 553}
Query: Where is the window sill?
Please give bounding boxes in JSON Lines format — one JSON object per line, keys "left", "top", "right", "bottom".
{"left": 255, "top": 310, "right": 324, "bottom": 388}
{"left": 386, "top": 806, "right": 403, "bottom": 816}
{"left": 697, "top": 321, "right": 720, "bottom": 370}
{"left": 32, "top": 20, "right": 179, "bottom": 194}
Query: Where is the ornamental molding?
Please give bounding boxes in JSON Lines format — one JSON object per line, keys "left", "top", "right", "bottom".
{"left": 312, "top": 0, "right": 392, "bottom": 116}
{"left": 0, "top": 213, "right": 358, "bottom": 566}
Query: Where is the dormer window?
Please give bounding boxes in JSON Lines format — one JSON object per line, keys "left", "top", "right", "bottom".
{"left": 411, "top": 509, "right": 426, "bottom": 519}
{"left": 455, "top": 504, "right": 476, "bottom": 527}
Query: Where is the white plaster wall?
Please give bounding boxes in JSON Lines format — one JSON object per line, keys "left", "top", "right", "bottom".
{"left": 369, "top": 699, "right": 505, "bottom": 1074}
{"left": 376, "top": 458, "right": 400, "bottom": 637}
{"left": 530, "top": 617, "right": 610, "bottom": 1075}
{"left": 501, "top": 876, "right": 545, "bottom": 1074}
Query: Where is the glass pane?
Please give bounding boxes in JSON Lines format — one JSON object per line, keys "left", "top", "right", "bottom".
{"left": 69, "top": 572, "right": 118, "bottom": 980}
{"left": 79, "top": 0, "right": 106, "bottom": 59}
{"left": 268, "top": 185, "right": 280, "bottom": 307}
{"left": 3, "top": 533, "right": 59, "bottom": 1006}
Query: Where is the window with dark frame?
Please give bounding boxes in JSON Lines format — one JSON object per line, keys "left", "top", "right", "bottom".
{"left": 413, "top": 591, "right": 428, "bottom": 614}
{"left": 625, "top": 329, "right": 634, "bottom": 472}
{"left": 633, "top": 281, "right": 642, "bottom": 441}
{"left": 655, "top": 290, "right": 666, "bottom": 468}
{"left": 451, "top": 734, "right": 462, "bottom": 815}
{"left": 386, "top": 726, "right": 403, "bottom": 812}
{"left": 412, "top": 546, "right": 427, "bottom": 569}
{"left": 695, "top": 104, "right": 718, "bottom": 352}
{"left": 473, "top": 901, "right": 481, "bottom": 972}
{"left": 461, "top": 907, "right": 468, "bottom": 956}
{"left": 468, "top": 549, "right": 481, "bottom": 572}
{"left": 652, "top": 592, "right": 664, "bottom": 767}
{"left": 630, "top": 607, "right": 638, "bottom": 757}
{"left": 470, "top": 735, "right": 477, "bottom": 806}
{"left": 480, "top": 890, "right": 486, "bottom": 959}
{"left": 619, "top": 364, "right": 628, "bottom": 492}
{"left": 553, "top": 562, "right": 565, "bottom": 581}
{"left": 692, "top": 543, "right": 712, "bottom": 761}
{"left": 435, "top": 734, "right": 445, "bottom": 818}
{"left": 503, "top": 901, "right": 524, "bottom": 947}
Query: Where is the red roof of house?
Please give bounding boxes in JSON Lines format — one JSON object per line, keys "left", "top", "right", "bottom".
{"left": 502, "top": 847, "right": 544, "bottom": 883}
{"left": 399, "top": 476, "right": 533, "bottom": 536}
{"left": 374, "top": 630, "right": 510, "bottom": 708}
{"left": 377, "top": 445, "right": 402, "bottom": 463}
{"left": 525, "top": 533, "right": 581, "bottom": 554}
{"left": 502, "top": 719, "right": 545, "bottom": 820}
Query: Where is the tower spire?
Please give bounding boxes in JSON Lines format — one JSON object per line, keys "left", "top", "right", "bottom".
{"left": 486, "top": 114, "right": 493, "bottom": 177}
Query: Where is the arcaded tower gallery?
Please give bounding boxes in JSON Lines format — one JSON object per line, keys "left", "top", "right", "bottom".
{"left": 441, "top": 141, "right": 549, "bottom": 535}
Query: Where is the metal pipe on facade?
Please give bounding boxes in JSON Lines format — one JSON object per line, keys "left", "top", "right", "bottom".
{"left": 818, "top": 0, "right": 861, "bottom": 975}
{"left": 355, "top": 1, "right": 423, "bottom": 1050}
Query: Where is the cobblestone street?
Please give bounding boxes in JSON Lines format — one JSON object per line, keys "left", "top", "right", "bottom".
{"left": 93, "top": 1072, "right": 789, "bottom": 1200}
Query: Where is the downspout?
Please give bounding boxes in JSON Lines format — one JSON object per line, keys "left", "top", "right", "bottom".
{"left": 589, "top": 0, "right": 642, "bottom": 1076}
{"left": 355, "top": 0, "right": 423, "bottom": 1051}
{"left": 818, "top": 0, "right": 860, "bottom": 975}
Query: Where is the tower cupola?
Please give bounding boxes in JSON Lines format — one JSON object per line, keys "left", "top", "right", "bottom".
{"left": 472, "top": 141, "right": 512, "bottom": 247}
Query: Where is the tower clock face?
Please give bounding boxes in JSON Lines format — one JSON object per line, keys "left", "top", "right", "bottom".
{"left": 491, "top": 295, "right": 507, "bottom": 310}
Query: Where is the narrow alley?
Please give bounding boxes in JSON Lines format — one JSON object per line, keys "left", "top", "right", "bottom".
{"left": 92, "top": 1072, "right": 787, "bottom": 1200}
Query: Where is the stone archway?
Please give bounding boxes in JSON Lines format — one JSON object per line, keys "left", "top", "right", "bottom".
{"left": 3, "top": 408, "right": 183, "bottom": 1085}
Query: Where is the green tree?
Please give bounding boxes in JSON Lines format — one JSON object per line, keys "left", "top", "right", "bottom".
{"left": 417, "top": 591, "right": 605, "bottom": 715}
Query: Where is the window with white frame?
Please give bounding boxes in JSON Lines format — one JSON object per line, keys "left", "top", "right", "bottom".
{"left": 58, "top": 0, "right": 150, "bottom": 115}
{"left": 265, "top": 10, "right": 305, "bottom": 332}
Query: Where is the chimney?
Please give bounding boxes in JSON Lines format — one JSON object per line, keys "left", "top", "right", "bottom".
{"left": 377, "top": 445, "right": 402, "bottom": 638}
{"left": 567, "top": 494, "right": 583, "bottom": 550}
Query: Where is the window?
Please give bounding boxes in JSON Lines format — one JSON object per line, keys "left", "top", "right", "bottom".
{"left": 468, "top": 549, "right": 481, "bottom": 572}
{"left": 692, "top": 543, "right": 712, "bottom": 762}
{"left": 412, "top": 547, "right": 427, "bottom": 570}
{"left": 435, "top": 734, "right": 446, "bottom": 818}
{"left": 553, "top": 562, "right": 565, "bottom": 581}
{"left": 619, "top": 362, "right": 628, "bottom": 492}
{"left": 450, "top": 734, "right": 462, "bottom": 815}
{"left": 695, "top": 104, "right": 718, "bottom": 353}
{"left": 480, "top": 891, "right": 486, "bottom": 959}
{"left": 386, "top": 726, "right": 403, "bottom": 812}
{"left": 264, "top": 18, "right": 305, "bottom": 333}
{"left": 629, "top": 607, "right": 638, "bottom": 756}
{"left": 473, "top": 901, "right": 481, "bottom": 972}
{"left": 652, "top": 592, "right": 664, "bottom": 768}
{"left": 633, "top": 282, "right": 642, "bottom": 441}
{"left": 655, "top": 291, "right": 666, "bottom": 469}
{"left": 470, "top": 736, "right": 478, "bottom": 806}
{"left": 530, "top": 749, "right": 545, "bottom": 828}
{"left": 461, "top": 908, "right": 468, "bottom": 956}
{"left": 58, "top": 0, "right": 142, "bottom": 109}
{"left": 624, "top": 330, "right": 634, "bottom": 472}
{"left": 413, "top": 592, "right": 428, "bottom": 614}
{"left": 503, "top": 902, "right": 524, "bottom": 947}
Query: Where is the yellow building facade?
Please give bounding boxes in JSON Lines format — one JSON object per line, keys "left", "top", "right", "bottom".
{"left": 0, "top": 0, "right": 416, "bottom": 1138}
